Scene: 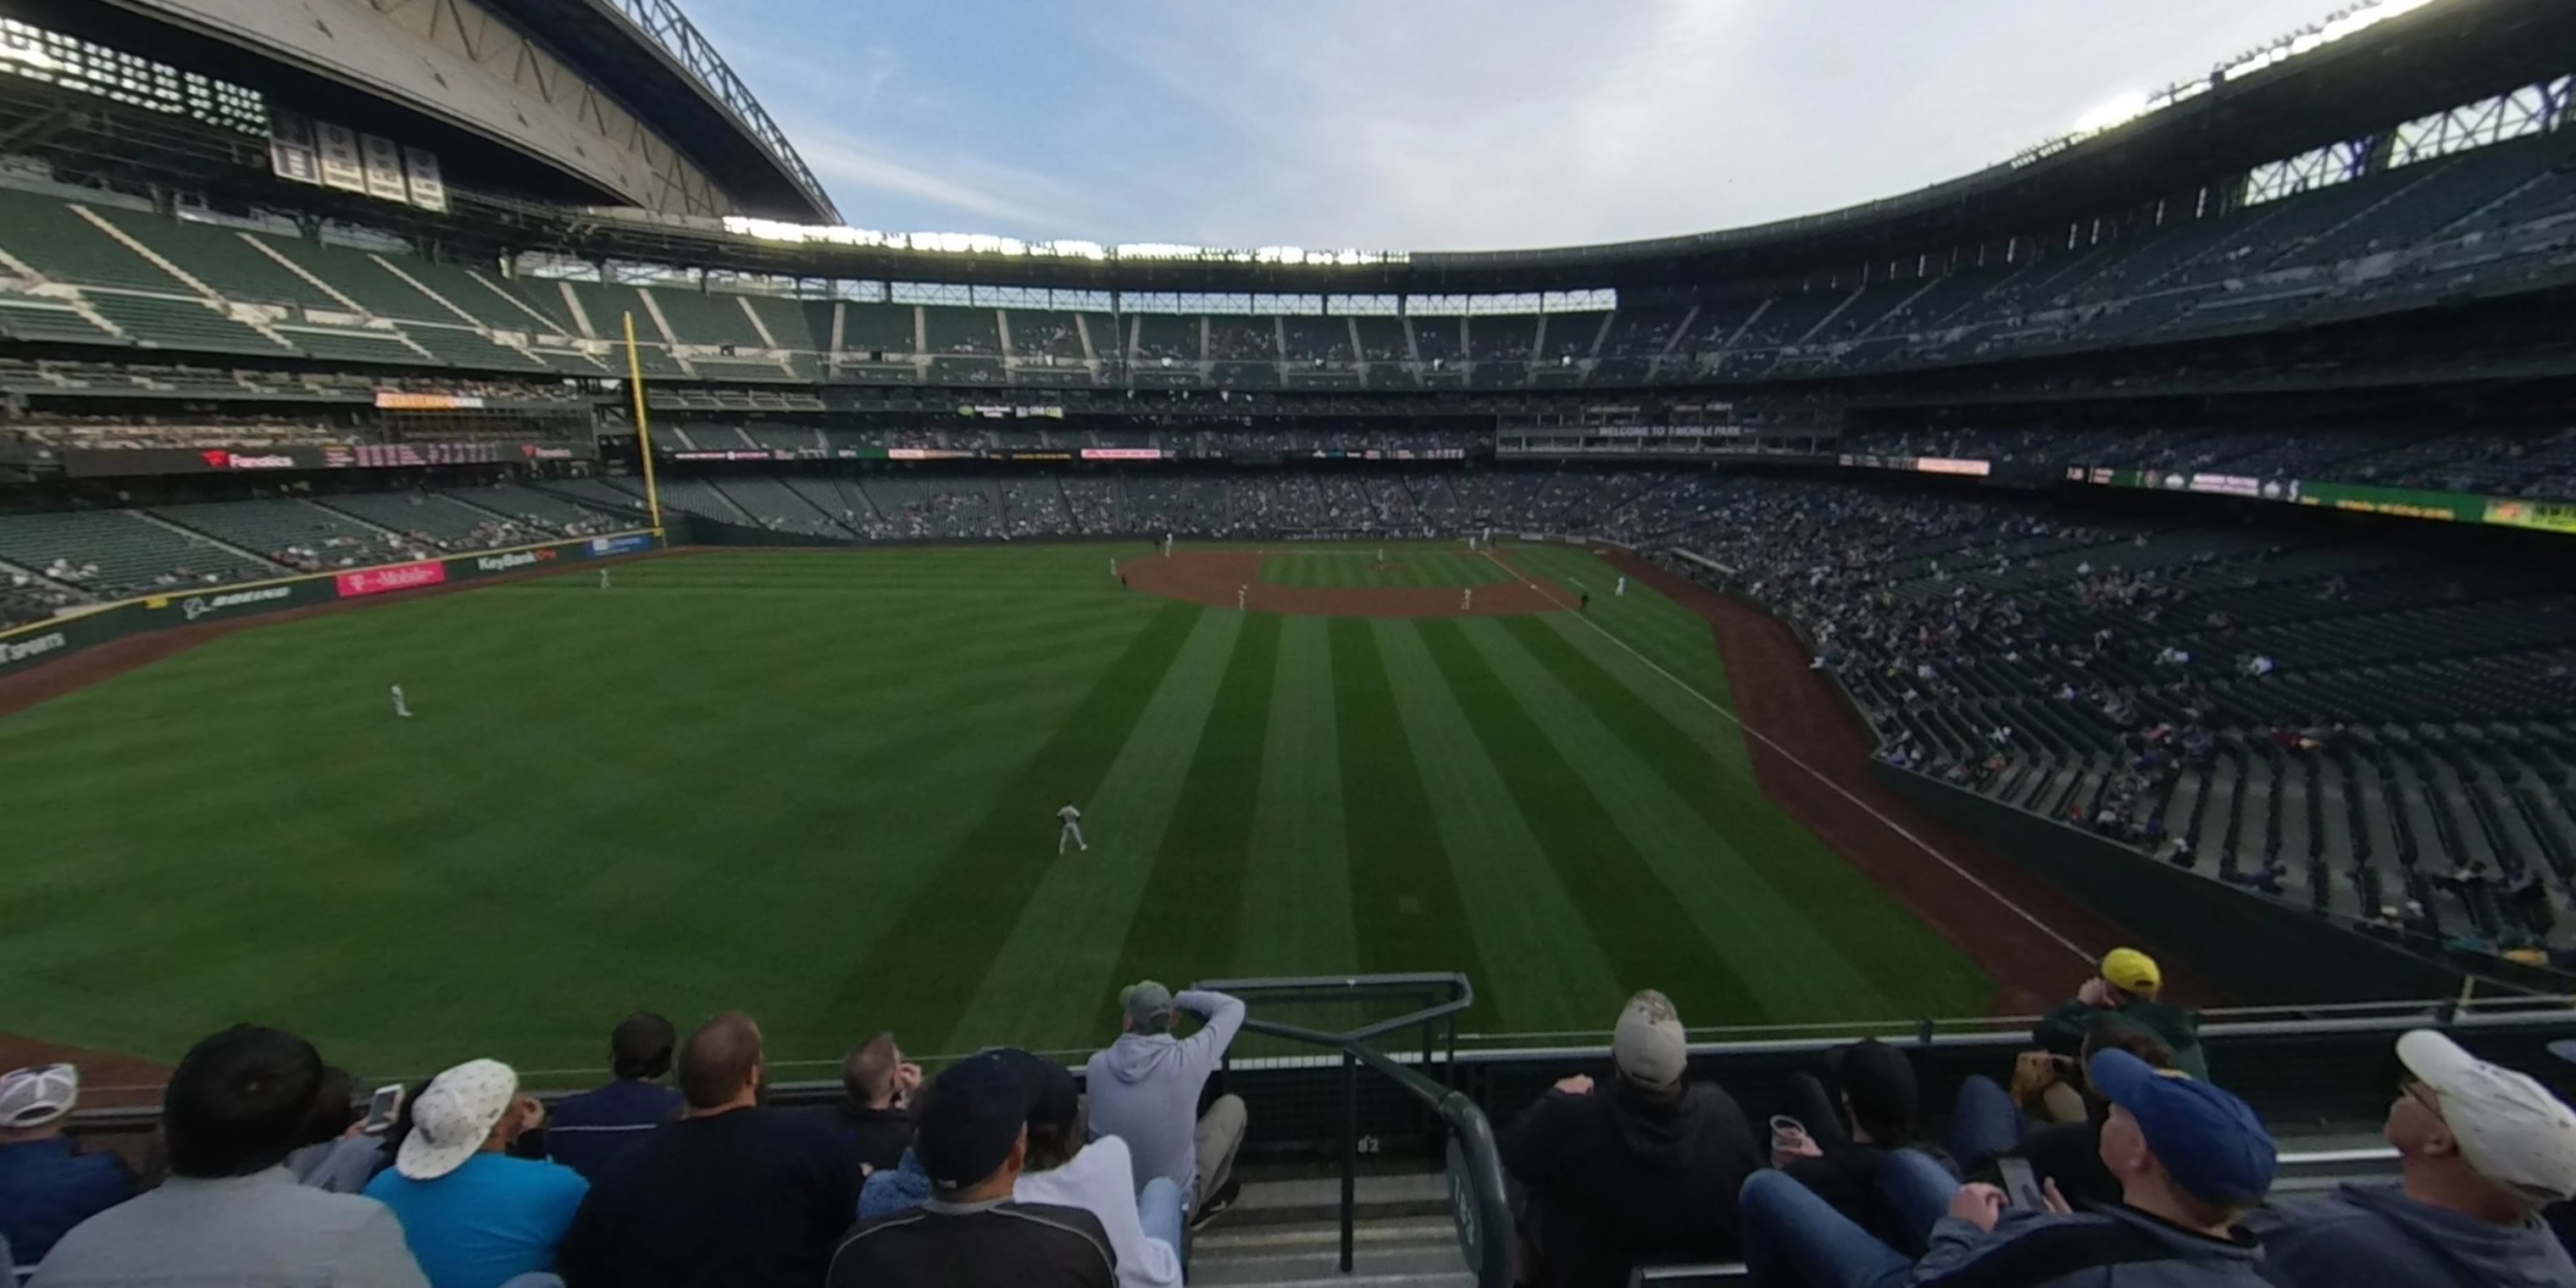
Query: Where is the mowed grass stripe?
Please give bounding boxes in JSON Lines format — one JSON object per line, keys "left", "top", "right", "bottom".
{"left": 1328, "top": 619, "right": 1497, "bottom": 1007}
{"left": 1469, "top": 619, "right": 1925, "bottom": 1019}
{"left": 1371, "top": 620, "right": 1624, "bottom": 1030}
{"left": 1233, "top": 616, "right": 1357, "bottom": 980}
{"left": 829, "top": 600, "right": 1200, "bottom": 1042}
{"left": 945, "top": 608, "right": 1246, "bottom": 1053}
{"left": 1104, "top": 613, "right": 1281, "bottom": 1016}
{"left": 1412, "top": 619, "right": 1766, "bottom": 1022}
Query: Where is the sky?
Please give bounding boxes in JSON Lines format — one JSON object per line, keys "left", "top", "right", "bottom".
{"left": 678, "top": 0, "right": 2357, "bottom": 253}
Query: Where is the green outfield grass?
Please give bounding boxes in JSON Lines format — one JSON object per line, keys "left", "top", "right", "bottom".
{"left": 0, "top": 545, "right": 1988, "bottom": 1080}
{"left": 1258, "top": 545, "right": 1515, "bottom": 589}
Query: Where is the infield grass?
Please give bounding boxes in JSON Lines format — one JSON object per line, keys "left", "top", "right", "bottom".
{"left": 0, "top": 545, "right": 1988, "bottom": 1080}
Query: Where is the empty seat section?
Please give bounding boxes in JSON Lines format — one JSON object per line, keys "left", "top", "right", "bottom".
{"left": 647, "top": 287, "right": 766, "bottom": 347}
{"left": 0, "top": 192, "right": 189, "bottom": 291}
{"left": 87, "top": 208, "right": 337, "bottom": 308}
{"left": 83, "top": 295, "right": 287, "bottom": 354}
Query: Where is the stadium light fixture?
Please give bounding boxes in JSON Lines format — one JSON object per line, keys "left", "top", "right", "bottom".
{"left": 2070, "top": 92, "right": 2151, "bottom": 136}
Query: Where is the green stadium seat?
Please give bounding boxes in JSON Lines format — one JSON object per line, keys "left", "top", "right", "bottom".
{"left": 81, "top": 293, "right": 288, "bottom": 355}
{"left": 0, "top": 191, "right": 190, "bottom": 292}
{"left": 87, "top": 207, "right": 338, "bottom": 309}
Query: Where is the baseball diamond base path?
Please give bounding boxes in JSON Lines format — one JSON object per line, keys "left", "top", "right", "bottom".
{"left": 1596, "top": 547, "right": 2222, "bottom": 1017}
{"left": 1123, "top": 549, "right": 1569, "bottom": 616}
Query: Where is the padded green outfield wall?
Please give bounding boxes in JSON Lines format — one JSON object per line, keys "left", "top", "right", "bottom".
{"left": 0, "top": 530, "right": 660, "bottom": 683}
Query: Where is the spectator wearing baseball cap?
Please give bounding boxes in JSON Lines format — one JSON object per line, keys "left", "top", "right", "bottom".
{"left": 1009, "top": 1049, "right": 1185, "bottom": 1288}
{"left": 362, "top": 1059, "right": 587, "bottom": 1288}
{"left": 1500, "top": 989, "right": 1761, "bottom": 1288}
{"left": 2035, "top": 948, "right": 2208, "bottom": 1081}
{"left": 1084, "top": 980, "right": 1247, "bottom": 1224}
{"left": 0, "top": 1063, "right": 134, "bottom": 1263}
{"left": 31, "top": 1025, "right": 429, "bottom": 1288}
{"left": 545, "top": 1012, "right": 683, "bottom": 1183}
{"left": 829, "top": 1050, "right": 1114, "bottom": 1288}
{"left": 1740, "top": 1047, "right": 2276, "bottom": 1288}
{"left": 557, "top": 1013, "right": 858, "bottom": 1288}
{"left": 2244, "top": 1030, "right": 2576, "bottom": 1287}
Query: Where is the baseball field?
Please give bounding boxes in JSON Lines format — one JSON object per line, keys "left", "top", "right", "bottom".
{"left": 0, "top": 542, "right": 1996, "bottom": 1081}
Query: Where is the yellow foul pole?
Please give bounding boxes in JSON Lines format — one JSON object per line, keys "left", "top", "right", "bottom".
{"left": 622, "top": 310, "right": 665, "bottom": 536}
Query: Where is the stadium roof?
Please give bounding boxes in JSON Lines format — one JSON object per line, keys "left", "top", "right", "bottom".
{"left": 533, "top": 0, "right": 2568, "bottom": 294}
{"left": 468, "top": 0, "right": 837, "bottom": 223}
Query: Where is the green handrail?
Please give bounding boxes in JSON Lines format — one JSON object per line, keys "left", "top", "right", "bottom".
{"left": 1197, "top": 972, "right": 1511, "bottom": 1285}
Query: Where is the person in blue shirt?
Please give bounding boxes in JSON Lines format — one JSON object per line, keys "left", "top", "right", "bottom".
{"left": 0, "top": 1063, "right": 135, "bottom": 1263}
{"left": 365, "top": 1059, "right": 587, "bottom": 1288}
{"left": 546, "top": 1013, "right": 683, "bottom": 1182}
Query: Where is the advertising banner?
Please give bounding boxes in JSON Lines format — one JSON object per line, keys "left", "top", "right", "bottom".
{"left": 167, "top": 584, "right": 301, "bottom": 621}
{"left": 2296, "top": 480, "right": 2483, "bottom": 522}
{"left": 336, "top": 561, "right": 447, "bottom": 598}
{"left": 62, "top": 441, "right": 592, "bottom": 477}
{"left": 2484, "top": 498, "right": 2576, "bottom": 535}
{"left": 0, "top": 532, "right": 656, "bottom": 680}
{"left": 1080, "top": 448, "right": 1163, "bottom": 460}
{"left": 374, "top": 391, "right": 487, "bottom": 410}
{"left": 0, "top": 627, "right": 74, "bottom": 676}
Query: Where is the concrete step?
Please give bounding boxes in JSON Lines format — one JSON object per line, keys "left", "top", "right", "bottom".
{"left": 1192, "top": 1220, "right": 1470, "bottom": 1286}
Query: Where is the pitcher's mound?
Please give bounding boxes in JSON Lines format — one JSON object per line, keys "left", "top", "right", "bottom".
{"left": 1120, "top": 551, "right": 1571, "bottom": 619}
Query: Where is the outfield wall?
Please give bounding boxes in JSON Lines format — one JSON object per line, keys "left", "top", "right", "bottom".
{"left": 0, "top": 530, "right": 661, "bottom": 682}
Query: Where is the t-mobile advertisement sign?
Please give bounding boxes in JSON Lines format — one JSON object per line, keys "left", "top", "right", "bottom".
{"left": 336, "top": 560, "right": 448, "bottom": 598}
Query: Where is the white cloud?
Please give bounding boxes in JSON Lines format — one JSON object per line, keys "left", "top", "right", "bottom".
{"left": 681, "top": 0, "right": 2380, "bottom": 248}
{"left": 785, "top": 121, "right": 1088, "bottom": 232}
{"left": 1084, "top": 0, "right": 2350, "bottom": 249}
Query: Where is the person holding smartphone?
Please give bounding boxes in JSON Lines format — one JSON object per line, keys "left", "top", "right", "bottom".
{"left": 1738, "top": 1049, "right": 2278, "bottom": 1288}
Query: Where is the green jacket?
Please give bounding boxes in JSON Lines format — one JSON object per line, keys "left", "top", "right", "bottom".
{"left": 2034, "top": 998, "right": 2210, "bottom": 1082}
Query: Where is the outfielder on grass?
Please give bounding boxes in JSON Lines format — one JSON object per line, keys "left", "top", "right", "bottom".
{"left": 1058, "top": 802, "right": 1088, "bottom": 853}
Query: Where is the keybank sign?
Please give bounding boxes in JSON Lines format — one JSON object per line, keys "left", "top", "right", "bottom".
{"left": 473, "top": 549, "right": 556, "bottom": 573}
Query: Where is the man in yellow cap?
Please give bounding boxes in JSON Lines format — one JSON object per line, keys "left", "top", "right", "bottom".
{"left": 2035, "top": 947, "right": 2209, "bottom": 1081}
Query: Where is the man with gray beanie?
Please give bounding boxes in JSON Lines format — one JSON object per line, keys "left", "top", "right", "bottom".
{"left": 1085, "top": 981, "right": 1247, "bottom": 1227}
{"left": 1499, "top": 989, "right": 1761, "bottom": 1288}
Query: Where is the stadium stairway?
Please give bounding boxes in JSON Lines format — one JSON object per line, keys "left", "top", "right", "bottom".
{"left": 1191, "top": 1168, "right": 1470, "bottom": 1288}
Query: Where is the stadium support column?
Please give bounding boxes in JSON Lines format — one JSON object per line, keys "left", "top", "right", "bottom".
{"left": 623, "top": 311, "right": 666, "bottom": 537}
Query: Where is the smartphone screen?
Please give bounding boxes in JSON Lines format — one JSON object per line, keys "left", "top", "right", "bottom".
{"left": 361, "top": 1084, "right": 403, "bottom": 1135}
{"left": 1996, "top": 1157, "right": 2043, "bottom": 1209}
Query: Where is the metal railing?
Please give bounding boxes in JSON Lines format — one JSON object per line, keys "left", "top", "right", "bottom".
{"left": 1196, "top": 972, "right": 1510, "bottom": 1286}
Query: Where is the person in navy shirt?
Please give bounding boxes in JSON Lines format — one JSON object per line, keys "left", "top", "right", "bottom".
{"left": 546, "top": 1013, "right": 683, "bottom": 1182}
{"left": 0, "top": 1063, "right": 134, "bottom": 1264}
{"left": 365, "top": 1059, "right": 587, "bottom": 1288}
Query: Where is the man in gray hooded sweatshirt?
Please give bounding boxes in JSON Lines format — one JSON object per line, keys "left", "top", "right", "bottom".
{"left": 2243, "top": 1029, "right": 2576, "bottom": 1287}
{"left": 1085, "top": 981, "right": 1246, "bottom": 1225}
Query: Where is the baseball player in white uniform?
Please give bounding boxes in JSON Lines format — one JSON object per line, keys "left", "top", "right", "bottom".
{"left": 1616, "top": 576, "right": 1627, "bottom": 597}
{"left": 1237, "top": 584, "right": 1247, "bottom": 611}
{"left": 1058, "top": 803, "right": 1088, "bottom": 853}
{"left": 600, "top": 569, "right": 612, "bottom": 590}
{"left": 1461, "top": 587, "right": 1474, "bottom": 611}
{"left": 390, "top": 684, "right": 412, "bottom": 719}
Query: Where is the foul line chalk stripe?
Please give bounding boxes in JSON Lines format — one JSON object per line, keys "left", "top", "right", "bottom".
{"left": 1480, "top": 548, "right": 2094, "bottom": 964}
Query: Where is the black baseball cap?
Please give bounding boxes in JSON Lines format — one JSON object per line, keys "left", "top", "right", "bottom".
{"left": 916, "top": 1051, "right": 1030, "bottom": 1189}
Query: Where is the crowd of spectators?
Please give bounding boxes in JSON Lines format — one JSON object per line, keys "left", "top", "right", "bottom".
{"left": 1496, "top": 950, "right": 2576, "bottom": 1288}
{"left": 1843, "top": 424, "right": 2576, "bottom": 502}
{"left": 7, "top": 980, "right": 1249, "bottom": 1287}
